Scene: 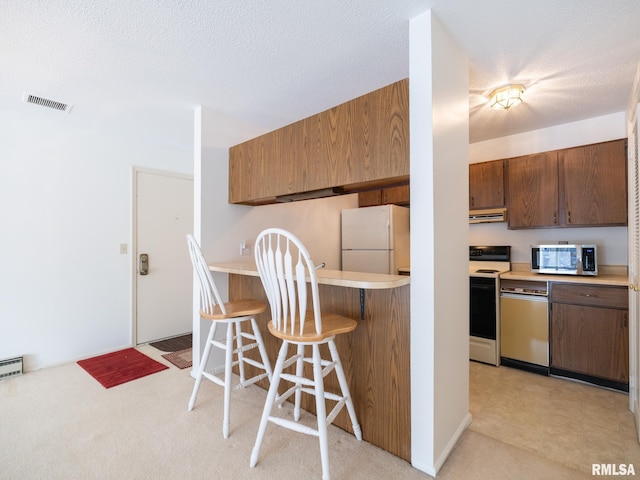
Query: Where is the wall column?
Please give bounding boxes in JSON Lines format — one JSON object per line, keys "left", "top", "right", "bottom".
{"left": 409, "top": 10, "right": 470, "bottom": 475}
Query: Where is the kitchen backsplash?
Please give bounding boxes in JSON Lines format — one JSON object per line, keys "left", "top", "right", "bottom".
{"left": 469, "top": 222, "right": 628, "bottom": 266}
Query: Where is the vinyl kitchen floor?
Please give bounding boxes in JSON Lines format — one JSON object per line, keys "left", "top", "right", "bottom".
{"left": 469, "top": 361, "right": 640, "bottom": 476}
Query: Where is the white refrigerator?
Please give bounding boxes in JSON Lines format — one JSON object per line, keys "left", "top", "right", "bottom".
{"left": 341, "top": 205, "right": 410, "bottom": 274}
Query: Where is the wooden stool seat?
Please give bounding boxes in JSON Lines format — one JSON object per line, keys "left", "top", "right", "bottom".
{"left": 202, "top": 298, "right": 267, "bottom": 320}
{"left": 267, "top": 312, "right": 357, "bottom": 343}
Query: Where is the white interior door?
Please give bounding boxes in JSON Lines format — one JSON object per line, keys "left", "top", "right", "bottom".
{"left": 135, "top": 169, "right": 194, "bottom": 344}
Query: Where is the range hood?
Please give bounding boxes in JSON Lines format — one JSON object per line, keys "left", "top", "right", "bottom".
{"left": 469, "top": 207, "right": 507, "bottom": 224}
{"left": 275, "top": 187, "right": 344, "bottom": 203}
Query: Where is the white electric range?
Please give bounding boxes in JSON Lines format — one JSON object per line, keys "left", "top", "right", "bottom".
{"left": 469, "top": 246, "right": 511, "bottom": 366}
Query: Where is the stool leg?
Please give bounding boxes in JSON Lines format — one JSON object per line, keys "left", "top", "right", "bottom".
{"left": 251, "top": 317, "right": 272, "bottom": 381}
{"left": 328, "top": 340, "right": 362, "bottom": 441}
{"left": 312, "top": 344, "right": 330, "bottom": 480}
{"left": 250, "top": 340, "right": 288, "bottom": 468}
{"left": 293, "top": 343, "right": 305, "bottom": 421}
{"left": 235, "top": 320, "right": 246, "bottom": 384}
{"left": 188, "top": 321, "right": 218, "bottom": 411}
{"left": 222, "top": 321, "right": 234, "bottom": 439}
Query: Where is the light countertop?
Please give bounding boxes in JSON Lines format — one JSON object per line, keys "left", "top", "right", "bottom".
{"left": 500, "top": 270, "right": 628, "bottom": 287}
{"left": 209, "top": 261, "right": 410, "bottom": 289}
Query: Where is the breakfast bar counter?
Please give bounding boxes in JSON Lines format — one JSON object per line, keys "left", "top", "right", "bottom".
{"left": 209, "top": 261, "right": 410, "bottom": 289}
{"left": 209, "top": 261, "right": 412, "bottom": 462}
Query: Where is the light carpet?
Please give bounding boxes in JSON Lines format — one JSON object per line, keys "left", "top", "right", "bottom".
{"left": 0, "top": 345, "right": 592, "bottom": 480}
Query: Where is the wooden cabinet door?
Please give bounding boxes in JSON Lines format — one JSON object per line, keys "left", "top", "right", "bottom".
{"left": 358, "top": 189, "right": 382, "bottom": 207}
{"left": 229, "top": 135, "right": 276, "bottom": 204}
{"left": 382, "top": 184, "right": 410, "bottom": 205}
{"left": 560, "top": 139, "right": 627, "bottom": 226}
{"left": 507, "top": 151, "right": 559, "bottom": 228}
{"left": 358, "top": 184, "right": 410, "bottom": 207}
{"left": 352, "top": 79, "right": 410, "bottom": 184}
{"left": 469, "top": 160, "right": 505, "bottom": 209}
{"left": 551, "top": 303, "right": 629, "bottom": 383}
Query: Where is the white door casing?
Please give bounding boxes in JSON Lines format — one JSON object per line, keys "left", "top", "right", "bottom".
{"left": 628, "top": 107, "right": 640, "bottom": 440}
{"left": 133, "top": 168, "right": 194, "bottom": 344}
{"left": 628, "top": 62, "right": 640, "bottom": 441}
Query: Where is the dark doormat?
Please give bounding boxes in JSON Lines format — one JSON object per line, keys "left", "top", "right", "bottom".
{"left": 162, "top": 348, "right": 192, "bottom": 369}
{"left": 149, "top": 333, "right": 192, "bottom": 352}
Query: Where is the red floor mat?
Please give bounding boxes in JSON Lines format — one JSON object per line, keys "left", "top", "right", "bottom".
{"left": 77, "top": 348, "right": 168, "bottom": 388}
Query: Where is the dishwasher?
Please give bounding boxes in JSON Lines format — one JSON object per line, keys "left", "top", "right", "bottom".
{"left": 499, "top": 279, "right": 549, "bottom": 375}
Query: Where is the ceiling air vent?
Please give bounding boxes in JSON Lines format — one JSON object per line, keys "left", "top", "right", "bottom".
{"left": 23, "top": 92, "right": 73, "bottom": 113}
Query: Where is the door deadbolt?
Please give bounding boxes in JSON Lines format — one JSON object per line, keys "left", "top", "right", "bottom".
{"left": 139, "top": 253, "right": 149, "bottom": 275}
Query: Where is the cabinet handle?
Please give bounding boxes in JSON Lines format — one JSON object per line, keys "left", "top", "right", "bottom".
{"left": 553, "top": 213, "right": 557, "bottom": 224}
{"left": 567, "top": 210, "right": 571, "bottom": 223}
{"left": 624, "top": 314, "right": 628, "bottom": 328}
{"left": 471, "top": 196, "right": 474, "bottom": 207}
{"left": 580, "top": 293, "right": 597, "bottom": 297}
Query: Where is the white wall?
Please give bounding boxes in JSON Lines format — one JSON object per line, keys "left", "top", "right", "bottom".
{"left": 0, "top": 107, "right": 192, "bottom": 370}
{"left": 470, "top": 224, "right": 627, "bottom": 266}
{"left": 469, "top": 112, "right": 626, "bottom": 163}
{"left": 410, "top": 11, "right": 470, "bottom": 476}
{"left": 469, "top": 113, "right": 628, "bottom": 266}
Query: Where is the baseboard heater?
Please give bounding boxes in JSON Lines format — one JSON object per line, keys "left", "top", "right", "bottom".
{"left": 0, "top": 356, "right": 23, "bottom": 379}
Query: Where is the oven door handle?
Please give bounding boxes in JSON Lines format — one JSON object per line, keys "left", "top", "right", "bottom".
{"left": 500, "top": 292, "right": 548, "bottom": 301}
{"left": 471, "top": 283, "right": 496, "bottom": 291}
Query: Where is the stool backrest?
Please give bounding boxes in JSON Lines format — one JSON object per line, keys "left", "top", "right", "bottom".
{"left": 254, "top": 228, "right": 321, "bottom": 336}
{"left": 186, "top": 234, "right": 226, "bottom": 316}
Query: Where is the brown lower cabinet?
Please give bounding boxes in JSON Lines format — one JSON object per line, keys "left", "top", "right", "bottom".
{"left": 228, "top": 275, "right": 411, "bottom": 462}
{"left": 550, "top": 283, "right": 629, "bottom": 391}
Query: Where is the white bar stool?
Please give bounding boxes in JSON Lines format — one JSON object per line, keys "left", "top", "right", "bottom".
{"left": 186, "top": 234, "right": 272, "bottom": 439}
{"left": 250, "top": 228, "right": 362, "bottom": 480}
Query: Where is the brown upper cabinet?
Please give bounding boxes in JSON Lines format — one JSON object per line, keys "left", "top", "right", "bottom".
{"left": 469, "top": 159, "right": 505, "bottom": 209}
{"left": 507, "top": 151, "right": 560, "bottom": 228}
{"left": 505, "top": 139, "right": 627, "bottom": 229}
{"left": 560, "top": 140, "right": 627, "bottom": 226}
{"left": 358, "top": 183, "right": 410, "bottom": 207}
{"left": 228, "top": 79, "right": 409, "bottom": 205}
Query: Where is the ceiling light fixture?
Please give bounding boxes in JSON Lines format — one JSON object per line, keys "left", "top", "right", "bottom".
{"left": 488, "top": 84, "right": 525, "bottom": 110}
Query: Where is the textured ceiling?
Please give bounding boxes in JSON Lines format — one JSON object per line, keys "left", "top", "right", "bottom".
{"left": 2, "top": 1, "right": 640, "bottom": 149}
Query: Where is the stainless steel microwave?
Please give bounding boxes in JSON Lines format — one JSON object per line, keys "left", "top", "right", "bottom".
{"left": 531, "top": 244, "right": 598, "bottom": 276}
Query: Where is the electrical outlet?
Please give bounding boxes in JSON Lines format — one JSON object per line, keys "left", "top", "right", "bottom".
{"left": 119, "top": 243, "right": 128, "bottom": 254}
{"left": 239, "top": 241, "right": 251, "bottom": 256}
